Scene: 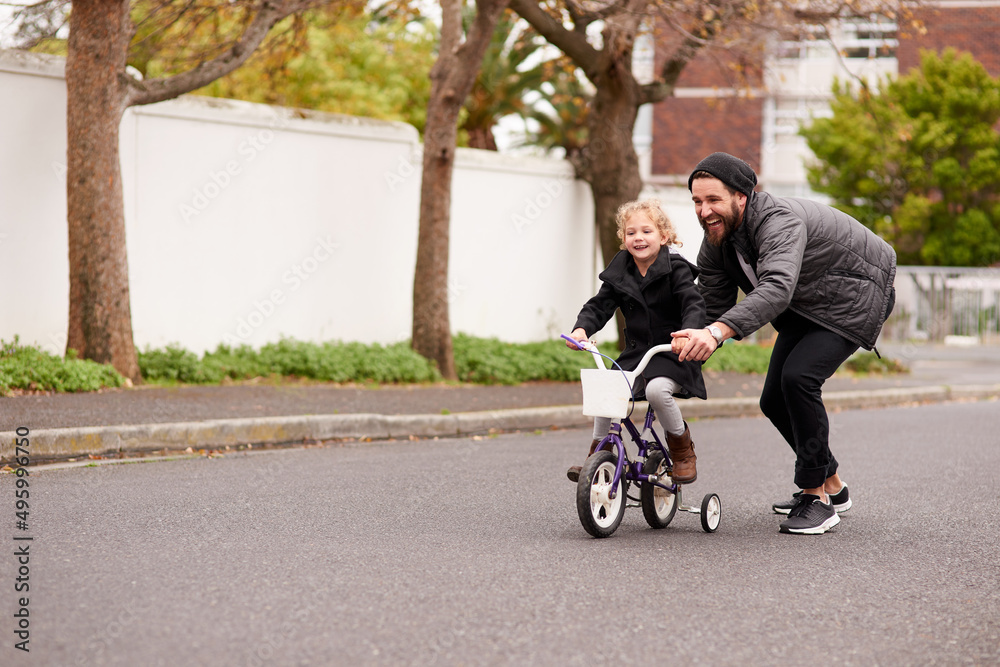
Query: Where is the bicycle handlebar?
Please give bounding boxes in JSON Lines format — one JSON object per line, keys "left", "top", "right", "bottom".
{"left": 561, "top": 335, "right": 677, "bottom": 375}
{"left": 631, "top": 343, "right": 675, "bottom": 376}
{"left": 561, "top": 334, "right": 606, "bottom": 370}
{"left": 560, "top": 334, "right": 591, "bottom": 351}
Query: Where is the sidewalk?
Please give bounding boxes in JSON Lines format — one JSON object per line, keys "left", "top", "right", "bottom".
{"left": 2, "top": 343, "right": 998, "bottom": 462}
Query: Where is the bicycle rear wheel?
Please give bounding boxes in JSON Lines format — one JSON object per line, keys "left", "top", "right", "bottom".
{"left": 640, "top": 450, "right": 677, "bottom": 529}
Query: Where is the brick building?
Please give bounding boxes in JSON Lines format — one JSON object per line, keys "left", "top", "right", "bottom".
{"left": 647, "top": 1, "right": 1000, "bottom": 195}
{"left": 897, "top": 1, "right": 1000, "bottom": 73}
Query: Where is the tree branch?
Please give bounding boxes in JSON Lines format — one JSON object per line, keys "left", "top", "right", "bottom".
{"left": 462, "top": 0, "right": 510, "bottom": 63}
{"left": 639, "top": 36, "right": 698, "bottom": 103}
{"left": 438, "top": 0, "right": 463, "bottom": 57}
{"left": 123, "top": 0, "right": 312, "bottom": 108}
{"left": 5, "top": 0, "right": 70, "bottom": 50}
{"left": 434, "top": 0, "right": 508, "bottom": 102}
{"left": 509, "top": 0, "right": 601, "bottom": 79}
{"left": 565, "top": 0, "right": 630, "bottom": 24}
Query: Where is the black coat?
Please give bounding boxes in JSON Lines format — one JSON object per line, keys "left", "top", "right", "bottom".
{"left": 573, "top": 248, "right": 707, "bottom": 400}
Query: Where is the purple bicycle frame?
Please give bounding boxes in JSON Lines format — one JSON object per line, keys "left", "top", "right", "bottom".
{"left": 595, "top": 406, "right": 678, "bottom": 500}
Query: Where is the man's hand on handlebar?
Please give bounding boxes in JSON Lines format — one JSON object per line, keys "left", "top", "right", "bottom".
{"left": 671, "top": 323, "right": 733, "bottom": 362}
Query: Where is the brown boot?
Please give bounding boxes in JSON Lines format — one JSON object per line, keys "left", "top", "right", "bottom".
{"left": 666, "top": 423, "right": 697, "bottom": 484}
{"left": 567, "top": 438, "right": 602, "bottom": 482}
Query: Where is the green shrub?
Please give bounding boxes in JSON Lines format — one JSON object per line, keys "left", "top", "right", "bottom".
{"left": 256, "top": 339, "right": 346, "bottom": 380}
{"left": 0, "top": 337, "right": 126, "bottom": 394}
{"left": 251, "top": 340, "right": 441, "bottom": 383}
{"left": 137, "top": 345, "right": 214, "bottom": 383}
{"left": 132, "top": 335, "right": 906, "bottom": 388}
{"left": 357, "top": 342, "right": 443, "bottom": 383}
{"left": 702, "top": 341, "right": 773, "bottom": 374}
{"left": 843, "top": 350, "right": 909, "bottom": 375}
{"left": 201, "top": 344, "right": 266, "bottom": 381}
{"left": 453, "top": 334, "right": 600, "bottom": 384}
{"left": 701, "top": 341, "right": 909, "bottom": 376}
{"left": 139, "top": 339, "right": 441, "bottom": 385}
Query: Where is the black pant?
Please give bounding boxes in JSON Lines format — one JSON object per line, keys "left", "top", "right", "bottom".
{"left": 759, "top": 312, "right": 860, "bottom": 489}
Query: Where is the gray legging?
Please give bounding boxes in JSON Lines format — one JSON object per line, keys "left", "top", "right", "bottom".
{"left": 592, "top": 376, "right": 686, "bottom": 440}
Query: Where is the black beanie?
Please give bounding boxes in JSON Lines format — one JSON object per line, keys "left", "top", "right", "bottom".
{"left": 688, "top": 152, "right": 758, "bottom": 198}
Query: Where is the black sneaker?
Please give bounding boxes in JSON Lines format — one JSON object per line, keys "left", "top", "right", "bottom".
{"left": 828, "top": 485, "right": 852, "bottom": 513}
{"left": 772, "top": 491, "right": 803, "bottom": 515}
{"left": 778, "top": 494, "right": 840, "bottom": 535}
{"left": 773, "top": 485, "right": 852, "bottom": 514}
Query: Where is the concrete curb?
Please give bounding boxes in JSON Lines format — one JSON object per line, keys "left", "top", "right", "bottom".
{"left": 0, "top": 407, "right": 594, "bottom": 462}
{"left": 2, "top": 384, "right": 998, "bottom": 463}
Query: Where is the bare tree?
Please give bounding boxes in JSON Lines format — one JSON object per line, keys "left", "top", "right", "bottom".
{"left": 411, "top": 0, "right": 509, "bottom": 379}
{"left": 460, "top": 9, "right": 549, "bottom": 151}
{"left": 3, "top": 0, "right": 71, "bottom": 49}
{"left": 509, "top": 0, "right": 904, "bottom": 345}
{"left": 63, "top": 0, "right": 315, "bottom": 381}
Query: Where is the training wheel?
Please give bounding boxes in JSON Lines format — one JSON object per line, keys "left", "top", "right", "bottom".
{"left": 700, "top": 493, "right": 721, "bottom": 533}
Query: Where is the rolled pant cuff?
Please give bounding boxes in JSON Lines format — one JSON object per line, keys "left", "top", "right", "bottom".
{"left": 794, "top": 465, "right": 830, "bottom": 491}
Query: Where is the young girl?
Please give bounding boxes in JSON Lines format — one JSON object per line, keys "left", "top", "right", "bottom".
{"left": 565, "top": 199, "right": 707, "bottom": 484}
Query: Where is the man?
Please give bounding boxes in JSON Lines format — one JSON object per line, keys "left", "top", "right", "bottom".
{"left": 673, "top": 152, "right": 896, "bottom": 535}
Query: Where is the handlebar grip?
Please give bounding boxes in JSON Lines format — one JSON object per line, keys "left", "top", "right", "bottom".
{"left": 560, "top": 334, "right": 586, "bottom": 350}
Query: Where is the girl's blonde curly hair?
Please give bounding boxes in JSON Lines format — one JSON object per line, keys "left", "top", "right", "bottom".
{"left": 615, "top": 198, "right": 681, "bottom": 249}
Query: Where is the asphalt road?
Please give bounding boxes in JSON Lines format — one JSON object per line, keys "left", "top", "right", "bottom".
{"left": 2, "top": 400, "right": 998, "bottom": 666}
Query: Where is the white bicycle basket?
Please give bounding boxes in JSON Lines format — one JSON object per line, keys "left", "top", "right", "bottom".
{"left": 580, "top": 367, "right": 637, "bottom": 418}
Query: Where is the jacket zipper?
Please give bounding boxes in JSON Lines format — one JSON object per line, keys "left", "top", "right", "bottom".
{"left": 829, "top": 269, "right": 877, "bottom": 284}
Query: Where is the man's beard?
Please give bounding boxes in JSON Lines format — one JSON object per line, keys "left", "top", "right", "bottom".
{"left": 699, "top": 199, "right": 742, "bottom": 247}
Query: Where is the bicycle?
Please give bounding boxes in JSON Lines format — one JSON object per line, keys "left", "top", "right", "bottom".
{"left": 562, "top": 335, "right": 722, "bottom": 538}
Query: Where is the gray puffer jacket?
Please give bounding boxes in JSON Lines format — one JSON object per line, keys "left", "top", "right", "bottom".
{"left": 697, "top": 191, "right": 897, "bottom": 350}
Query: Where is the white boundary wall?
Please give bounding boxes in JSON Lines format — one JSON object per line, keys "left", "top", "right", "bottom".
{"left": 0, "top": 50, "right": 705, "bottom": 355}
{"left": 4, "top": 49, "right": 695, "bottom": 355}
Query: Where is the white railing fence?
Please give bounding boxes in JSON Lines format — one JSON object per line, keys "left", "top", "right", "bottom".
{"left": 884, "top": 267, "right": 1000, "bottom": 344}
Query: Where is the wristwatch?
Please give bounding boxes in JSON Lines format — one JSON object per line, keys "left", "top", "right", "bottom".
{"left": 706, "top": 325, "right": 724, "bottom": 346}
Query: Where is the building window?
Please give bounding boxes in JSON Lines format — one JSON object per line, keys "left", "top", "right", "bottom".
{"left": 775, "top": 17, "right": 897, "bottom": 61}
{"left": 840, "top": 18, "right": 898, "bottom": 59}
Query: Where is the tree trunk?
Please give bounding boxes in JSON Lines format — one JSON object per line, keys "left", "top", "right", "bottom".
{"left": 412, "top": 0, "right": 508, "bottom": 379}
{"left": 580, "top": 31, "right": 643, "bottom": 351}
{"left": 413, "top": 91, "right": 462, "bottom": 380}
{"left": 465, "top": 125, "right": 498, "bottom": 151}
{"left": 506, "top": 0, "right": 713, "bottom": 350}
{"left": 63, "top": 0, "right": 308, "bottom": 383}
{"left": 65, "top": 0, "right": 141, "bottom": 382}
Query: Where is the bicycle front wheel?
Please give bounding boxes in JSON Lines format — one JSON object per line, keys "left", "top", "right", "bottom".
{"left": 577, "top": 451, "right": 625, "bottom": 538}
